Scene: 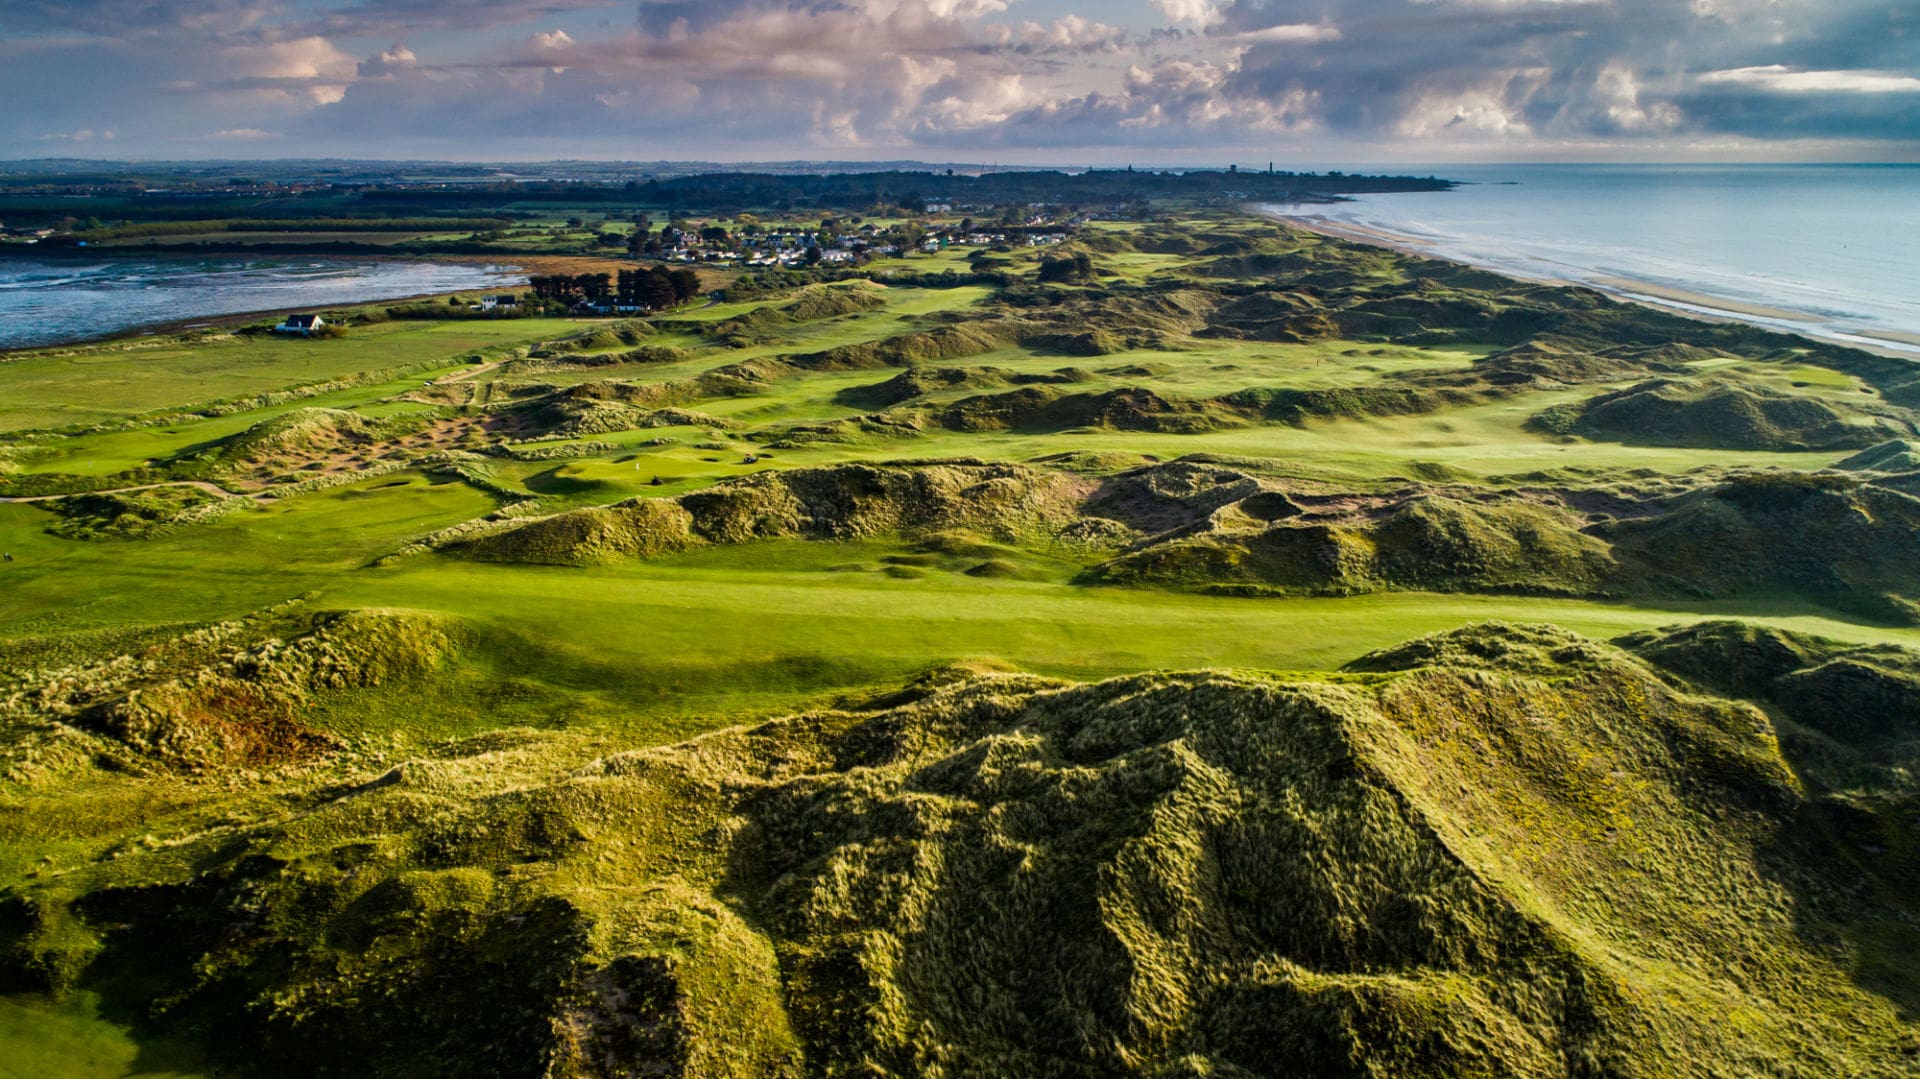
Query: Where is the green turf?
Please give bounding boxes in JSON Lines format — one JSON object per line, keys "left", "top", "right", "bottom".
{"left": 0, "top": 994, "right": 206, "bottom": 1079}
{"left": 0, "top": 318, "right": 574, "bottom": 432}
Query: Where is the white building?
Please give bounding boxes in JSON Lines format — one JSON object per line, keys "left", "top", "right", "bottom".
{"left": 274, "top": 314, "right": 326, "bottom": 335}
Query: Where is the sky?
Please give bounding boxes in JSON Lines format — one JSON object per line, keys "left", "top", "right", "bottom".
{"left": 1, "top": 0, "right": 1915, "bottom": 164}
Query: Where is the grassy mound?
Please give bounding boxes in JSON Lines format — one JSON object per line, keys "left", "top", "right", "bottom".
{"left": 451, "top": 462, "right": 1091, "bottom": 565}
{"left": 455, "top": 499, "right": 699, "bottom": 566}
{"left": 927, "top": 387, "right": 1240, "bottom": 434}
{"left": 790, "top": 324, "right": 1004, "bottom": 372}
{"left": 526, "top": 344, "right": 688, "bottom": 371}
{"left": 782, "top": 281, "right": 889, "bottom": 321}
{"left": 708, "top": 284, "right": 888, "bottom": 342}
{"left": 528, "top": 321, "right": 653, "bottom": 359}
{"left": 1537, "top": 377, "right": 1908, "bottom": 450}
{"left": 835, "top": 365, "right": 1092, "bottom": 409}
{"left": 1837, "top": 440, "right": 1920, "bottom": 473}
{"left": 522, "top": 388, "right": 733, "bottom": 438}
{"left": 41, "top": 486, "right": 223, "bottom": 540}
{"left": 4, "top": 625, "right": 1914, "bottom": 1075}
{"left": 509, "top": 371, "right": 774, "bottom": 432}
{"left": 0, "top": 610, "right": 458, "bottom": 771}
{"left": 1093, "top": 491, "right": 1609, "bottom": 597}
{"left": 1078, "top": 462, "right": 1920, "bottom": 613}
{"left": 1624, "top": 620, "right": 1920, "bottom": 770}
{"left": 218, "top": 408, "right": 389, "bottom": 461}
{"left": 1371, "top": 495, "right": 1614, "bottom": 593}
{"left": 1602, "top": 473, "right": 1920, "bottom": 619}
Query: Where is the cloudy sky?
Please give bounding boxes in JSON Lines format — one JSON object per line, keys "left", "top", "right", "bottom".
{"left": 2, "top": 0, "right": 1914, "bottom": 162}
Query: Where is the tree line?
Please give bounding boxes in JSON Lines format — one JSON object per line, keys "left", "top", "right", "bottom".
{"left": 527, "top": 266, "right": 702, "bottom": 310}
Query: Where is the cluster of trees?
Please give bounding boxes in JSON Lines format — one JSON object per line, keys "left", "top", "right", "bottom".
{"left": 528, "top": 273, "right": 617, "bottom": 304}
{"left": 527, "top": 267, "right": 702, "bottom": 310}
{"left": 1036, "top": 252, "right": 1097, "bottom": 284}
{"left": 615, "top": 266, "right": 702, "bottom": 309}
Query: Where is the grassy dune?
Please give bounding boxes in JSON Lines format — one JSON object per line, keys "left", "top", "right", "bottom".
{"left": 2, "top": 213, "right": 1917, "bottom": 1076}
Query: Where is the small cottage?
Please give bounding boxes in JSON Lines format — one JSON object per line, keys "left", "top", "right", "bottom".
{"left": 275, "top": 313, "right": 326, "bottom": 335}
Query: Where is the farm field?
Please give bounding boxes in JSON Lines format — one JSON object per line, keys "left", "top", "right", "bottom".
{"left": 3, "top": 212, "right": 1918, "bottom": 1077}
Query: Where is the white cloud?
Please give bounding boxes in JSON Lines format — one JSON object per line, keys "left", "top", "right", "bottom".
{"left": 359, "top": 43, "right": 418, "bottom": 78}
{"left": 915, "top": 0, "right": 1010, "bottom": 17}
{"left": 1151, "top": 0, "right": 1224, "bottom": 31}
{"left": 199, "top": 35, "right": 355, "bottom": 105}
{"left": 1396, "top": 68, "right": 1551, "bottom": 139}
{"left": 1231, "top": 24, "right": 1343, "bottom": 45}
{"left": 200, "top": 127, "right": 278, "bottom": 140}
{"left": 1409, "top": 0, "right": 1606, "bottom": 6}
{"left": 1592, "top": 64, "right": 1681, "bottom": 131}
{"left": 39, "top": 127, "right": 113, "bottom": 141}
{"left": 1012, "top": 15, "right": 1128, "bottom": 52}
{"left": 1699, "top": 66, "right": 1920, "bottom": 94}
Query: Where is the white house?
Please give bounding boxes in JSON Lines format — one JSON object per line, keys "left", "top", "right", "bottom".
{"left": 274, "top": 314, "right": 326, "bottom": 335}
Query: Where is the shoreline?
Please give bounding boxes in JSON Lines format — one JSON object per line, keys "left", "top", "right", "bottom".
{"left": 1260, "top": 205, "right": 1920, "bottom": 360}
{"left": 1, "top": 287, "right": 513, "bottom": 356}
{"left": 0, "top": 252, "right": 637, "bottom": 355}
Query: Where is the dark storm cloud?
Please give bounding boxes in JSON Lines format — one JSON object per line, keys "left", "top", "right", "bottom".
{"left": 1192, "top": 0, "right": 1919, "bottom": 142}
{"left": 0, "top": 0, "right": 629, "bottom": 38}
{"left": 310, "top": 0, "right": 626, "bottom": 36}
{"left": 0, "top": 0, "right": 277, "bottom": 35}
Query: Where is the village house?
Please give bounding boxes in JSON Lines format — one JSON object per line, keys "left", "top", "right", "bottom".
{"left": 274, "top": 314, "right": 327, "bottom": 335}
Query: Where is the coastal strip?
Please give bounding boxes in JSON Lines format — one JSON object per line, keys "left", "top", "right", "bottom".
{"left": 1259, "top": 204, "right": 1920, "bottom": 359}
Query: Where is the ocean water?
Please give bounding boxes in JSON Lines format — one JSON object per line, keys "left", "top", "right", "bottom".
{"left": 1268, "top": 164, "right": 1920, "bottom": 355}
{"left": 0, "top": 257, "right": 525, "bottom": 350}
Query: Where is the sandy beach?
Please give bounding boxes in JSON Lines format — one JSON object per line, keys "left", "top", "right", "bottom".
{"left": 1261, "top": 203, "right": 1920, "bottom": 359}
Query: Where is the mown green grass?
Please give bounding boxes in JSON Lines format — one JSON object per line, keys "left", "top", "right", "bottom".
{"left": 0, "top": 994, "right": 206, "bottom": 1079}
{"left": 11, "top": 497, "right": 1910, "bottom": 748}
{"left": 0, "top": 472, "right": 496, "bottom": 635}
{"left": 0, "top": 319, "right": 573, "bottom": 432}
{"left": 9, "top": 370, "right": 459, "bottom": 476}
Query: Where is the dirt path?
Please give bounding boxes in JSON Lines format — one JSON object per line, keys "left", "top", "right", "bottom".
{"left": 436, "top": 358, "right": 511, "bottom": 385}
{"left": 0, "top": 480, "right": 247, "bottom": 505}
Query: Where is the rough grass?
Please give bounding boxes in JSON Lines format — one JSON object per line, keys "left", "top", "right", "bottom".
{"left": 1, "top": 625, "right": 1914, "bottom": 1076}
{"left": 1535, "top": 376, "right": 1911, "bottom": 451}
{"left": 451, "top": 461, "right": 1090, "bottom": 566}
{"left": 39, "top": 487, "right": 223, "bottom": 541}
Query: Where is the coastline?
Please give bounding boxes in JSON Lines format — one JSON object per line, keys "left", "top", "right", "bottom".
{"left": 1260, "top": 205, "right": 1920, "bottom": 359}
{"left": 1, "top": 288, "right": 506, "bottom": 357}
{"left": 0, "top": 253, "right": 550, "bottom": 355}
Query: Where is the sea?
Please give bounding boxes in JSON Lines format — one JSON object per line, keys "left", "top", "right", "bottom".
{"left": 1267, "top": 163, "right": 1920, "bottom": 356}
{"left": 0, "top": 257, "right": 525, "bottom": 351}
